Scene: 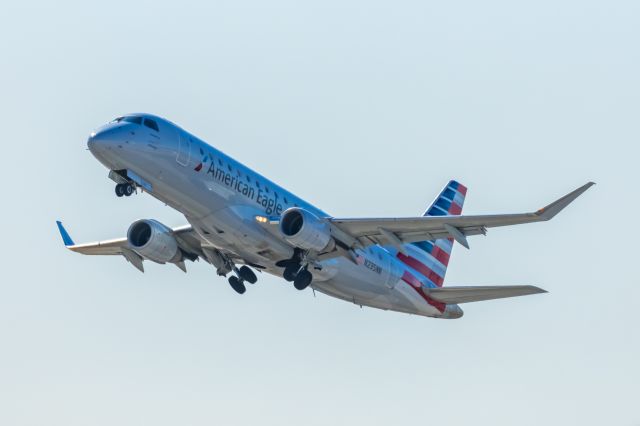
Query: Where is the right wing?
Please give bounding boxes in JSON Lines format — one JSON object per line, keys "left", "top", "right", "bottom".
{"left": 425, "top": 285, "right": 547, "bottom": 304}
{"left": 327, "top": 182, "right": 594, "bottom": 250}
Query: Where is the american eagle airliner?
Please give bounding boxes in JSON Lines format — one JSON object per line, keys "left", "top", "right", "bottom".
{"left": 57, "top": 113, "right": 593, "bottom": 319}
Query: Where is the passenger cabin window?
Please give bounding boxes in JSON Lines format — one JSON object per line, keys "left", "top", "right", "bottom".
{"left": 144, "top": 118, "right": 159, "bottom": 131}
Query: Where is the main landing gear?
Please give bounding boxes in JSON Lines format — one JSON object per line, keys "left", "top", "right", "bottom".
{"left": 227, "top": 265, "right": 258, "bottom": 295}
{"left": 115, "top": 182, "right": 135, "bottom": 197}
{"left": 277, "top": 250, "right": 314, "bottom": 291}
{"left": 293, "top": 268, "right": 313, "bottom": 290}
{"left": 206, "top": 248, "right": 260, "bottom": 295}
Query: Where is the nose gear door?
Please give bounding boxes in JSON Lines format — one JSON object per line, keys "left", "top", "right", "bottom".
{"left": 176, "top": 131, "right": 191, "bottom": 166}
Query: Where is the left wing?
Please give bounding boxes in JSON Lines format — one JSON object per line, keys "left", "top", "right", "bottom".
{"left": 56, "top": 221, "right": 200, "bottom": 256}
{"left": 56, "top": 221, "right": 205, "bottom": 272}
{"left": 328, "top": 182, "right": 594, "bottom": 250}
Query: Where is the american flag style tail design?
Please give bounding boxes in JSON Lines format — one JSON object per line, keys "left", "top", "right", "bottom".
{"left": 397, "top": 180, "right": 467, "bottom": 289}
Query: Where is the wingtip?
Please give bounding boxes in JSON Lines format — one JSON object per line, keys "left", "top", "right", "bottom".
{"left": 536, "top": 181, "right": 595, "bottom": 219}
{"left": 531, "top": 285, "right": 548, "bottom": 294}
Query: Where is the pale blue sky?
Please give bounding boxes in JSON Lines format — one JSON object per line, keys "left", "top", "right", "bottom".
{"left": 1, "top": 1, "right": 638, "bottom": 425}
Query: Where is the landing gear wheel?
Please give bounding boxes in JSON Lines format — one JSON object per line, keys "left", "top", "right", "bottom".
{"left": 283, "top": 265, "right": 298, "bottom": 282}
{"left": 115, "top": 184, "right": 125, "bottom": 197}
{"left": 294, "top": 269, "right": 312, "bottom": 290}
{"left": 228, "top": 276, "right": 246, "bottom": 294}
{"left": 123, "top": 183, "right": 134, "bottom": 196}
{"left": 238, "top": 266, "right": 257, "bottom": 284}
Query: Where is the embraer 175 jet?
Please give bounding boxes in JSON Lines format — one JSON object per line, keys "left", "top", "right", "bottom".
{"left": 57, "top": 113, "right": 593, "bottom": 319}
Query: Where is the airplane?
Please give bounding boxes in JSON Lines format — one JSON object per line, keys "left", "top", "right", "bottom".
{"left": 56, "top": 113, "right": 594, "bottom": 319}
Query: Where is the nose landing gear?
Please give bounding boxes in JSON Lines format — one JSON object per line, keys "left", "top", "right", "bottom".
{"left": 115, "top": 183, "right": 135, "bottom": 197}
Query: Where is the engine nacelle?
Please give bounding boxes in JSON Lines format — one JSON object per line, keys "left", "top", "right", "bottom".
{"left": 127, "top": 219, "right": 182, "bottom": 264}
{"left": 279, "top": 208, "right": 334, "bottom": 252}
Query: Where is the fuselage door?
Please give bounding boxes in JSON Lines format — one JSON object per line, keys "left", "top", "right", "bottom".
{"left": 176, "top": 131, "right": 190, "bottom": 166}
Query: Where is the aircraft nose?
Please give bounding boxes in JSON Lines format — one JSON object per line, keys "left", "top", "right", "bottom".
{"left": 87, "top": 126, "right": 122, "bottom": 152}
{"left": 87, "top": 132, "right": 99, "bottom": 151}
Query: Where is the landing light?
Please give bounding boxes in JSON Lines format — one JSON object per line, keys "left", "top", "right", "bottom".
{"left": 255, "top": 215, "right": 268, "bottom": 223}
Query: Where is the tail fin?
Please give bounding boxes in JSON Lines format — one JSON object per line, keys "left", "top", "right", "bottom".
{"left": 396, "top": 180, "right": 467, "bottom": 287}
{"left": 423, "top": 180, "right": 467, "bottom": 216}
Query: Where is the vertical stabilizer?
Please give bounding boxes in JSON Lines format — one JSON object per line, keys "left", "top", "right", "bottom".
{"left": 396, "top": 181, "right": 467, "bottom": 287}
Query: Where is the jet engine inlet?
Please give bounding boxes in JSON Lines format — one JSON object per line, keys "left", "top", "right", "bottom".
{"left": 279, "top": 208, "right": 334, "bottom": 252}
{"left": 281, "top": 209, "right": 304, "bottom": 236}
{"left": 129, "top": 221, "right": 152, "bottom": 247}
{"left": 127, "top": 219, "right": 182, "bottom": 263}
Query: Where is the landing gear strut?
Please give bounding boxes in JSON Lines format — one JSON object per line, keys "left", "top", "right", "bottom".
{"left": 115, "top": 183, "right": 135, "bottom": 197}
{"left": 204, "top": 248, "right": 260, "bottom": 295}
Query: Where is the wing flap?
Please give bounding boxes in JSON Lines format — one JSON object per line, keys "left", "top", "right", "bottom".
{"left": 425, "top": 285, "right": 547, "bottom": 304}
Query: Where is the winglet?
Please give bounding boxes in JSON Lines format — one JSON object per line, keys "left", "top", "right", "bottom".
{"left": 56, "top": 221, "right": 75, "bottom": 246}
{"left": 535, "top": 182, "right": 595, "bottom": 220}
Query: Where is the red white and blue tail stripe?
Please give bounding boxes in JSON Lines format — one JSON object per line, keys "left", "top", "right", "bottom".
{"left": 423, "top": 180, "right": 467, "bottom": 217}
{"left": 397, "top": 180, "right": 467, "bottom": 290}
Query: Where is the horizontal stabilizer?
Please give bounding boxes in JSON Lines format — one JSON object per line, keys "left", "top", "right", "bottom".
{"left": 425, "top": 285, "right": 547, "bottom": 304}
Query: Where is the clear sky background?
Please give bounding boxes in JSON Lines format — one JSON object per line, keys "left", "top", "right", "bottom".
{"left": 1, "top": 1, "right": 638, "bottom": 425}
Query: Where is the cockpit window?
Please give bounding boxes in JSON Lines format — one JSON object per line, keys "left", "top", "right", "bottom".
{"left": 123, "top": 116, "right": 143, "bottom": 124}
{"left": 144, "top": 118, "right": 159, "bottom": 132}
{"left": 112, "top": 116, "right": 142, "bottom": 124}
